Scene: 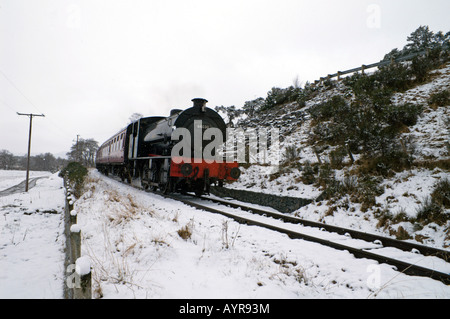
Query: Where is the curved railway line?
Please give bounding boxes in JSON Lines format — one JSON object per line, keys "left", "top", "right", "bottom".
{"left": 191, "top": 194, "right": 450, "bottom": 261}
{"left": 112, "top": 175, "right": 450, "bottom": 286}
{"left": 168, "top": 193, "right": 450, "bottom": 285}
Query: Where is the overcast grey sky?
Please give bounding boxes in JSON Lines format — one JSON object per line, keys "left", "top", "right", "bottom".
{"left": 1, "top": 0, "right": 449, "bottom": 156}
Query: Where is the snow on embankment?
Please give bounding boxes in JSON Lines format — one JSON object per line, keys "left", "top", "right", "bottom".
{"left": 73, "top": 170, "right": 450, "bottom": 298}
{"left": 230, "top": 62, "right": 450, "bottom": 250}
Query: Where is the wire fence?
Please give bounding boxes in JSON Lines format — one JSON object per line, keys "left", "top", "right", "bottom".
{"left": 313, "top": 45, "right": 450, "bottom": 85}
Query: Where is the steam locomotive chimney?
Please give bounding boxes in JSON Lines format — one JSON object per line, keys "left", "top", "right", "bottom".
{"left": 192, "top": 98, "right": 208, "bottom": 112}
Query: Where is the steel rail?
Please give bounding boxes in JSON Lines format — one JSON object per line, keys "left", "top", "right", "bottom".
{"left": 197, "top": 195, "right": 450, "bottom": 262}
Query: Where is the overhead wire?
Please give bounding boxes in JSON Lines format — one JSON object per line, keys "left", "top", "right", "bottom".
{"left": 0, "top": 68, "right": 75, "bottom": 140}
{"left": 0, "top": 68, "right": 45, "bottom": 115}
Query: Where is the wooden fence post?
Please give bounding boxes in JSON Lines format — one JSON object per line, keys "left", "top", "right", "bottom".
{"left": 63, "top": 178, "right": 71, "bottom": 299}
{"left": 346, "top": 143, "right": 354, "bottom": 164}
{"left": 70, "top": 225, "right": 81, "bottom": 264}
{"left": 310, "top": 44, "right": 450, "bottom": 89}
{"left": 63, "top": 177, "right": 91, "bottom": 299}
{"left": 74, "top": 257, "right": 92, "bottom": 299}
{"left": 70, "top": 210, "right": 77, "bottom": 225}
{"left": 68, "top": 197, "right": 74, "bottom": 213}
{"left": 313, "top": 147, "right": 322, "bottom": 165}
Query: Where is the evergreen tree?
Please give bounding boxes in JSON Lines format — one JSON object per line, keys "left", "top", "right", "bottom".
{"left": 405, "top": 25, "right": 435, "bottom": 52}
{"left": 242, "top": 97, "right": 264, "bottom": 118}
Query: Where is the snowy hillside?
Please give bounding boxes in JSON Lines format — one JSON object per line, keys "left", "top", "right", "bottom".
{"left": 230, "top": 62, "right": 450, "bottom": 251}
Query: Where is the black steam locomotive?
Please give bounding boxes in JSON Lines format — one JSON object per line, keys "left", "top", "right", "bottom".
{"left": 96, "top": 98, "right": 240, "bottom": 195}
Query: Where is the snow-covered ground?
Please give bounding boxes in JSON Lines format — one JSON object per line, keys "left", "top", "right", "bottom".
{"left": 0, "top": 171, "right": 65, "bottom": 298}
{"left": 0, "top": 170, "right": 53, "bottom": 191}
{"left": 0, "top": 64, "right": 449, "bottom": 300}
{"left": 1, "top": 166, "right": 449, "bottom": 299}
{"left": 69, "top": 171, "right": 450, "bottom": 298}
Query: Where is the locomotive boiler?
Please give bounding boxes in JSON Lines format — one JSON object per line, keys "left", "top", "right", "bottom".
{"left": 96, "top": 98, "right": 240, "bottom": 195}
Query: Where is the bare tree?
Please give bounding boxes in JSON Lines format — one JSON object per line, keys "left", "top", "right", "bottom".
{"left": 0, "top": 149, "right": 15, "bottom": 169}
{"left": 67, "top": 138, "right": 99, "bottom": 167}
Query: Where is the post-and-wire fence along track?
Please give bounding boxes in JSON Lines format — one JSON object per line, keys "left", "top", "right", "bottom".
{"left": 63, "top": 179, "right": 92, "bottom": 299}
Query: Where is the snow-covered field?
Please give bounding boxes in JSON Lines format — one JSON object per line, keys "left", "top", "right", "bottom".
{"left": 0, "top": 170, "right": 65, "bottom": 298}
{"left": 2, "top": 169, "right": 448, "bottom": 299}
{"left": 0, "top": 170, "right": 53, "bottom": 191}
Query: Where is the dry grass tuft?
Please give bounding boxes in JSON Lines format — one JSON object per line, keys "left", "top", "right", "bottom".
{"left": 177, "top": 221, "right": 194, "bottom": 240}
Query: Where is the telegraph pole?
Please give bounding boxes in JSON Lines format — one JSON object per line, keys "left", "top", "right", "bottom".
{"left": 17, "top": 112, "right": 45, "bottom": 192}
{"left": 76, "top": 134, "right": 80, "bottom": 162}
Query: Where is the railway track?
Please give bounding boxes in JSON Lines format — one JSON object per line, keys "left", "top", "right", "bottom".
{"left": 195, "top": 194, "right": 450, "bottom": 262}
{"left": 110, "top": 175, "right": 450, "bottom": 285}
{"left": 166, "top": 193, "right": 450, "bottom": 285}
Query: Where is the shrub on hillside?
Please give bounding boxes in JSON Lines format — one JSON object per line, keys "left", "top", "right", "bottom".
{"left": 354, "top": 175, "right": 384, "bottom": 212}
{"left": 416, "top": 197, "right": 448, "bottom": 226}
{"left": 386, "top": 103, "right": 423, "bottom": 127}
{"left": 261, "top": 86, "right": 304, "bottom": 111}
{"left": 362, "top": 148, "right": 413, "bottom": 176}
{"left": 410, "top": 55, "right": 430, "bottom": 83}
{"left": 284, "top": 145, "right": 299, "bottom": 163}
{"left": 308, "top": 95, "right": 351, "bottom": 122}
{"left": 301, "top": 161, "right": 316, "bottom": 185}
{"left": 318, "top": 173, "right": 384, "bottom": 212}
{"left": 431, "top": 178, "right": 450, "bottom": 208}
{"left": 428, "top": 89, "right": 450, "bottom": 107}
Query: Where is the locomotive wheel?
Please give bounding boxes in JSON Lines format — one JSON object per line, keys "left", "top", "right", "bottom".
{"left": 160, "top": 178, "right": 173, "bottom": 195}
{"left": 149, "top": 162, "right": 159, "bottom": 191}
{"left": 194, "top": 182, "right": 204, "bottom": 197}
{"left": 195, "top": 188, "right": 203, "bottom": 197}
{"left": 125, "top": 166, "right": 132, "bottom": 184}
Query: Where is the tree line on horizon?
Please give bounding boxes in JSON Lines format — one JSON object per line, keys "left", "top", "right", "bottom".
{"left": 0, "top": 150, "right": 67, "bottom": 172}
{"left": 0, "top": 137, "right": 100, "bottom": 172}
